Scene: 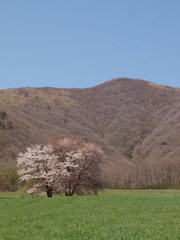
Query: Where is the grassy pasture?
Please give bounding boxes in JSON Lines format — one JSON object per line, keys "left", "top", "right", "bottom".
{"left": 0, "top": 190, "right": 180, "bottom": 240}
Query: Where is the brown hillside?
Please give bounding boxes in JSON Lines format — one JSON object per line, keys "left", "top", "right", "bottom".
{"left": 0, "top": 78, "right": 179, "bottom": 170}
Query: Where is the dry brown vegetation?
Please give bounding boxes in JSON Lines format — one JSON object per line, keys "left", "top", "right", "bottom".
{"left": 0, "top": 78, "right": 179, "bottom": 188}
{"left": 103, "top": 158, "right": 180, "bottom": 189}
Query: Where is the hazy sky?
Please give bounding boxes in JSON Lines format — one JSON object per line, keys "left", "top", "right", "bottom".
{"left": 1, "top": 0, "right": 180, "bottom": 90}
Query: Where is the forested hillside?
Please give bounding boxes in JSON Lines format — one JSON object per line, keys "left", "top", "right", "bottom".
{"left": 0, "top": 78, "right": 179, "bottom": 175}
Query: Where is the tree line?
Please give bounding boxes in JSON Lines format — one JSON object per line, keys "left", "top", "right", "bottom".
{"left": 103, "top": 158, "right": 180, "bottom": 189}
{"left": 0, "top": 136, "right": 179, "bottom": 195}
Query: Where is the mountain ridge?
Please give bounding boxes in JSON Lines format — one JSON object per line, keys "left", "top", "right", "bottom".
{"left": 0, "top": 78, "right": 179, "bottom": 170}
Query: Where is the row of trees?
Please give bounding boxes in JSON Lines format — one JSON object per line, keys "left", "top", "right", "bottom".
{"left": 1, "top": 136, "right": 179, "bottom": 194}
{"left": 17, "top": 137, "right": 103, "bottom": 197}
{"left": 104, "top": 158, "right": 180, "bottom": 189}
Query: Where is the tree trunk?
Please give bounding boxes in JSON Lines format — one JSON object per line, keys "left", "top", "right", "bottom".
{"left": 65, "top": 191, "right": 73, "bottom": 196}
{"left": 46, "top": 187, "right": 52, "bottom": 197}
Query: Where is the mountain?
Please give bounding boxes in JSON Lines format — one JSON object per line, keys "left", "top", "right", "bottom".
{"left": 0, "top": 78, "right": 179, "bottom": 171}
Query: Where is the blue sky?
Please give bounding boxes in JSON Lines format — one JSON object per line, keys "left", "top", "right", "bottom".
{"left": 1, "top": 0, "right": 180, "bottom": 90}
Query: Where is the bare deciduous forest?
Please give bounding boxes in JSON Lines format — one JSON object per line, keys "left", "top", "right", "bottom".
{"left": 0, "top": 78, "right": 179, "bottom": 189}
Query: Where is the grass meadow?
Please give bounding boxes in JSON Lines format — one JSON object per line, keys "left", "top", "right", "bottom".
{"left": 0, "top": 190, "right": 180, "bottom": 240}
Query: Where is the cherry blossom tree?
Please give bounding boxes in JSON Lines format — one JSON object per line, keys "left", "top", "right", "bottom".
{"left": 48, "top": 137, "right": 103, "bottom": 196}
{"left": 17, "top": 145, "right": 66, "bottom": 197}
{"left": 17, "top": 138, "right": 103, "bottom": 197}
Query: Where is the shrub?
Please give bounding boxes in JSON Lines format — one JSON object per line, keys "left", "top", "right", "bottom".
{"left": 160, "top": 141, "right": 168, "bottom": 146}
{"left": 0, "top": 168, "right": 19, "bottom": 191}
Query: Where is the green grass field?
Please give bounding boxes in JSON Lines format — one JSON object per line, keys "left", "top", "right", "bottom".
{"left": 0, "top": 190, "right": 180, "bottom": 240}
